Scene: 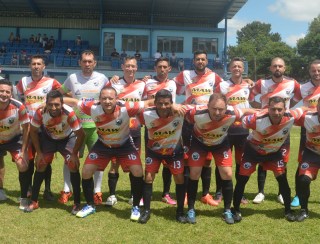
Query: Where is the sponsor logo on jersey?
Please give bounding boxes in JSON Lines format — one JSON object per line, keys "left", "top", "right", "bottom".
{"left": 262, "top": 137, "right": 284, "bottom": 143}
{"left": 0, "top": 125, "right": 10, "bottom": 132}
{"left": 192, "top": 152, "right": 200, "bottom": 161}
{"left": 228, "top": 97, "right": 247, "bottom": 103}
{"left": 205, "top": 133, "right": 224, "bottom": 139}
{"left": 153, "top": 130, "right": 176, "bottom": 139}
{"left": 311, "top": 138, "right": 320, "bottom": 144}
{"left": 75, "top": 90, "right": 81, "bottom": 96}
{"left": 122, "top": 97, "right": 140, "bottom": 102}
{"left": 97, "top": 127, "right": 120, "bottom": 135}
{"left": 191, "top": 88, "right": 211, "bottom": 96}
{"left": 47, "top": 127, "right": 63, "bottom": 135}
{"left": 25, "top": 95, "right": 45, "bottom": 103}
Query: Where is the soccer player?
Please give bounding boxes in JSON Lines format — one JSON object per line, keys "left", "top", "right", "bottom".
{"left": 58, "top": 50, "right": 109, "bottom": 205}
{"left": 232, "top": 96, "right": 304, "bottom": 223}
{"left": 0, "top": 79, "right": 31, "bottom": 210}
{"left": 214, "top": 57, "right": 251, "bottom": 205}
{"left": 295, "top": 97, "right": 320, "bottom": 221}
{"left": 16, "top": 54, "right": 62, "bottom": 201}
{"left": 138, "top": 89, "right": 188, "bottom": 224}
{"left": 73, "top": 87, "right": 152, "bottom": 220}
{"left": 25, "top": 90, "right": 85, "bottom": 214}
{"left": 249, "top": 57, "right": 302, "bottom": 204}
{"left": 185, "top": 93, "right": 257, "bottom": 224}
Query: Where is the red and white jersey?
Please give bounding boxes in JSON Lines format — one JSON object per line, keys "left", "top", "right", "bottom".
{"left": 16, "top": 76, "right": 61, "bottom": 118}
{"left": 174, "top": 69, "right": 222, "bottom": 105}
{"left": 139, "top": 107, "right": 187, "bottom": 155}
{"left": 250, "top": 76, "right": 302, "bottom": 109}
{"left": 187, "top": 105, "right": 243, "bottom": 146}
{"left": 144, "top": 77, "right": 177, "bottom": 102}
{"left": 0, "top": 99, "right": 30, "bottom": 144}
{"left": 299, "top": 80, "right": 320, "bottom": 108}
{"left": 79, "top": 100, "right": 144, "bottom": 147}
{"left": 295, "top": 111, "right": 320, "bottom": 155}
{"left": 31, "top": 104, "right": 81, "bottom": 140}
{"left": 243, "top": 108, "right": 303, "bottom": 155}
{"left": 109, "top": 78, "right": 145, "bottom": 135}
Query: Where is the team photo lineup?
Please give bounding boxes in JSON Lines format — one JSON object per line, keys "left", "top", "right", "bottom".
{"left": 1, "top": 49, "right": 320, "bottom": 225}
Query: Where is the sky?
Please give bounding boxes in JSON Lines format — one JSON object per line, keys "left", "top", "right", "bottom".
{"left": 219, "top": 0, "right": 320, "bottom": 47}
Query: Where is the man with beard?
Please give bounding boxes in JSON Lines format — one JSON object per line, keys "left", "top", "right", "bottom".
{"left": 249, "top": 57, "right": 302, "bottom": 205}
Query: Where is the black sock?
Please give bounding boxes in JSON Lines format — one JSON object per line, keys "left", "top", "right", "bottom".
{"left": 70, "top": 171, "right": 81, "bottom": 204}
{"left": 44, "top": 164, "right": 52, "bottom": 191}
{"left": 233, "top": 175, "right": 249, "bottom": 211}
{"left": 108, "top": 172, "right": 119, "bottom": 196}
{"left": 28, "top": 159, "right": 34, "bottom": 189}
{"left": 183, "top": 166, "right": 190, "bottom": 190}
{"left": 129, "top": 173, "right": 134, "bottom": 197}
{"left": 82, "top": 178, "right": 94, "bottom": 205}
{"left": 297, "top": 175, "right": 311, "bottom": 211}
{"left": 276, "top": 174, "right": 291, "bottom": 213}
{"left": 221, "top": 179, "right": 233, "bottom": 211}
{"left": 187, "top": 179, "right": 199, "bottom": 210}
{"left": 143, "top": 182, "right": 153, "bottom": 211}
{"left": 201, "top": 167, "right": 211, "bottom": 196}
{"left": 215, "top": 166, "right": 222, "bottom": 194}
{"left": 19, "top": 171, "right": 29, "bottom": 198}
{"left": 176, "top": 183, "right": 185, "bottom": 214}
{"left": 235, "top": 164, "right": 241, "bottom": 182}
{"left": 130, "top": 174, "right": 143, "bottom": 207}
{"left": 31, "top": 171, "right": 45, "bottom": 202}
{"left": 257, "top": 165, "right": 266, "bottom": 194}
{"left": 162, "top": 167, "right": 172, "bottom": 196}
{"left": 295, "top": 167, "right": 300, "bottom": 196}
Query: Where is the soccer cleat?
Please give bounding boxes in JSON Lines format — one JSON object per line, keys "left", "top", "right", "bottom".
{"left": 186, "top": 209, "right": 196, "bottom": 224}
{"left": 162, "top": 194, "right": 177, "bottom": 205}
{"left": 130, "top": 206, "right": 141, "bottom": 221}
{"left": 214, "top": 192, "right": 222, "bottom": 203}
{"left": 201, "top": 193, "right": 219, "bottom": 206}
{"left": 43, "top": 190, "right": 54, "bottom": 201}
{"left": 277, "top": 194, "right": 284, "bottom": 205}
{"left": 58, "top": 191, "right": 73, "bottom": 204}
{"left": 291, "top": 195, "right": 300, "bottom": 207}
{"left": 296, "top": 209, "right": 309, "bottom": 222}
{"left": 19, "top": 198, "right": 30, "bottom": 211}
{"left": 106, "top": 195, "right": 118, "bottom": 206}
{"left": 285, "top": 210, "right": 296, "bottom": 222}
{"left": 252, "top": 193, "right": 265, "bottom": 204}
{"left": 138, "top": 210, "right": 151, "bottom": 224}
{"left": 176, "top": 212, "right": 188, "bottom": 224}
{"left": 71, "top": 204, "right": 82, "bottom": 215}
{"left": 0, "top": 189, "right": 7, "bottom": 201}
{"left": 94, "top": 192, "right": 103, "bottom": 205}
{"left": 76, "top": 204, "right": 96, "bottom": 218}
{"left": 24, "top": 201, "right": 39, "bottom": 213}
{"left": 223, "top": 209, "right": 235, "bottom": 224}
{"left": 231, "top": 208, "right": 242, "bottom": 223}
{"left": 241, "top": 196, "right": 249, "bottom": 205}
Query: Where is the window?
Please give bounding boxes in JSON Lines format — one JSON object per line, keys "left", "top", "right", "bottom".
{"left": 122, "top": 35, "right": 148, "bottom": 52}
{"left": 192, "top": 38, "right": 217, "bottom": 54}
{"left": 157, "top": 37, "right": 183, "bottom": 53}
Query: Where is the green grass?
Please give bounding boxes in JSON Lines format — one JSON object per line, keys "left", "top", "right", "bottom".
{"left": 1, "top": 126, "right": 319, "bottom": 243}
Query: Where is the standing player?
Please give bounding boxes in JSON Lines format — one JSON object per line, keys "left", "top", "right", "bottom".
{"left": 232, "top": 96, "right": 304, "bottom": 223}
{"left": 0, "top": 79, "right": 30, "bottom": 210}
{"left": 249, "top": 57, "right": 302, "bottom": 204}
{"left": 214, "top": 57, "right": 251, "bottom": 205}
{"left": 58, "top": 50, "right": 109, "bottom": 205}
{"left": 25, "top": 90, "right": 85, "bottom": 214}
{"left": 185, "top": 93, "right": 257, "bottom": 224}
{"left": 16, "top": 54, "right": 62, "bottom": 201}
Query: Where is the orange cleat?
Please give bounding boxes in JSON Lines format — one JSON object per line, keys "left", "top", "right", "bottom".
{"left": 94, "top": 192, "right": 103, "bottom": 205}
{"left": 58, "top": 191, "right": 73, "bottom": 204}
{"left": 201, "top": 193, "right": 219, "bottom": 206}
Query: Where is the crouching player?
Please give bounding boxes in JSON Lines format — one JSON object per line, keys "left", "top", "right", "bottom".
{"left": 138, "top": 89, "right": 188, "bottom": 224}
{"left": 0, "top": 79, "right": 31, "bottom": 210}
{"left": 25, "top": 90, "right": 85, "bottom": 214}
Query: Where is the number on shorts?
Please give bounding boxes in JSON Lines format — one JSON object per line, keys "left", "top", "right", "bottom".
{"left": 281, "top": 149, "right": 287, "bottom": 156}
{"left": 173, "top": 160, "right": 181, "bottom": 169}
{"left": 128, "top": 154, "right": 137, "bottom": 160}
{"left": 277, "top": 159, "right": 284, "bottom": 168}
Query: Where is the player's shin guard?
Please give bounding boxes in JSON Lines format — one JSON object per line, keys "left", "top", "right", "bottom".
{"left": 108, "top": 172, "right": 119, "bottom": 196}
{"left": 130, "top": 173, "right": 143, "bottom": 207}
{"left": 82, "top": 177, "right": 94, "bottom": 205}
{"left": 143, "top": 182, "right": 152, "bottom": 211}
{"left": 215, "top": 166, "right": 222, "bottom": 194}
{"left": 176, "top": 183, "right": 185, "bottom": 214}
{"left": 183, "top": 166, "right": 190, "bottom": 189}
{"left": 27, "top": 159, "right": 34, "bottom": 188}
{"left": 201, "top": 167, "right": 211, "bottom": 196}
{"left": 276, "top": 173, "right": 291, "bottom": 212}
{"left": 70, "top": 171, "right": 81, "bottom": 204}
{"left": 297, "top": 175, "right": 311, "bottom": 211}
{"left": 295, "top": 166, "right": 300, "bottom": 196}
{"left": 221, "top": 179, "right": 233, "bottom": 210}
{"left": 187, "top": 179, "right": 198, "bottom": 210}
{"left": 233, "top": 175, "right": 249, "bottom": 211}
{"left": 44, "top": 164, "right": 52, "bottom": 191}
{"left": 162, "top": 167, "right": 172, "bottom": 196}
{"left": 31, "top": 171, "right": 45, "bottom": 202}
{"left": 19, "top": 171, "right": 30, "bottom": 198}
{"left": 257, "top": 165, "right": 266, "bottom": 194}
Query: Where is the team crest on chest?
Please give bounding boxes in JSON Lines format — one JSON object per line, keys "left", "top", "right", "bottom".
{"left": 172, "top": 120, "right": 180, "bottom": 127}
{"left": 282, "top": 128, "right": 289, "bottom": 135}
{"left": 42, "top": 87, "right": 49, "bottom": 94}
{"left": 8, "top": 117, "right": 15, "bottom": 124}
{"left": 116, "top": 119, "right": 122, "bottom": 126}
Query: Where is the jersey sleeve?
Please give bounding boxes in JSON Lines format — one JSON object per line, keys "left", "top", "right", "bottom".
{"left": 16, "top": 80, "right": 24, "bottom": 96}
{"left": 174, "top": 72, "right": 185, "bottom": 95}
{"left": 138, "top": 110, "right": 146, "bottom": 125}
{"left": 249, "top": 79, "right": 261, "bottom": 101}
{"left": 18, "top": 104, "right": 30, "bottom": 125}
{"left": 126, "top": 101, "right": 145, "bottom": 117}
{"left": 292, "top": 80, "right": 302, "bottom": 102}
{"left": 294, "top": 112, "right": 306, "bottom": 127}
{"left": 290, "top": 108, "right": 303, "bottom": 122}
{"left": 67, "top": 111, "right": 82, "bottom": 131}
{"left": 242, "top": 113, "right": 256, "bottom": 130}
{"left": 52, "top": 79, "right": 62, "bottom": 90}
{"left": 30, "top": 109, "right": 43, "bottom": 128}
{"left": 79, "top": 100, "right": 94, "bottom": 116}
{"left": 185, "top": 106, "right": 197, "bottom": 124}
{"left": 61, "top": 77, "right": 71, "bottom": 93}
